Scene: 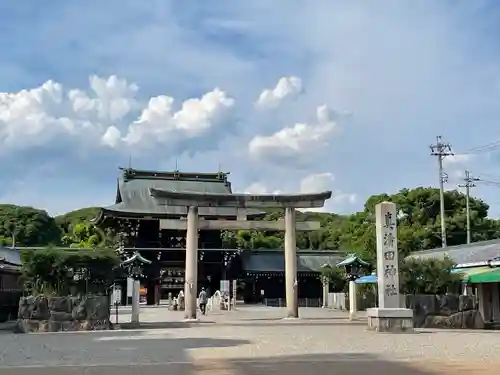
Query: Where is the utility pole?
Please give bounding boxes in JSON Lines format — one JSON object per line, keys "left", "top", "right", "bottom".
{"left": 430, "top": 136, "right": 453, "bottom": 248}
{"left": 458, "top": 170, "right": 480, "bottom": 244}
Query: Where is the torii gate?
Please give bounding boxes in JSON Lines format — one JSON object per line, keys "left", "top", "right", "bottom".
{"left": 150, "top": 188, "right": 332, "bottom": 320}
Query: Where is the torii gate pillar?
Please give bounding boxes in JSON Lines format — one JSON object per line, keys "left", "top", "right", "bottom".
{"left": 284, "top": 207, "right": 298, "bottom": 318}
{"left": 184, "top": 206, "right": 199, "bottom": 321}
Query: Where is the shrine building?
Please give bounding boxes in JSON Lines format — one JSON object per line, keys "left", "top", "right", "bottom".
{"left": 94, "top": 168, "right": 343, "bottom": 306}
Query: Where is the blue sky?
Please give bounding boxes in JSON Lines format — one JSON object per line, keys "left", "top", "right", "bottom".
{"left": 2, "top": 1, "right": 500, "bottom": 216}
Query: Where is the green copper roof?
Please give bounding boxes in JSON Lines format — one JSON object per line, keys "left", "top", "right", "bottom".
{"left": 336, "top": 254, "right": 370, "bottom": 267}
{"left": 98, "top": 168, "right": 263, "bottom": 219}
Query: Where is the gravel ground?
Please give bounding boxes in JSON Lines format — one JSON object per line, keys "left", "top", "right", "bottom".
{"left": 1, "top": 306, "right": 499, "bottom": 374}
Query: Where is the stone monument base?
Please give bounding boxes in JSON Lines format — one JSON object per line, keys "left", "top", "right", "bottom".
{"left": 366, "top": 308, "right": 414, "bottom": 333}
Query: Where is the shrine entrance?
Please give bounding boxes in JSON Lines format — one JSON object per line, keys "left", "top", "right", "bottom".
{"left": 151, "top": 190, "right": 332, "bottom": 320}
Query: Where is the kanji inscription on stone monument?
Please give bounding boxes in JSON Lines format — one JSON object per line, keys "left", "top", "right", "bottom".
{"left": 375, "top": 202, "right": 400, "bottom": 308}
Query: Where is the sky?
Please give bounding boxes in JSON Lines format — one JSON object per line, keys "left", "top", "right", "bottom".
{"left": 3, "top": 1, "right": 500, "bottom": 216}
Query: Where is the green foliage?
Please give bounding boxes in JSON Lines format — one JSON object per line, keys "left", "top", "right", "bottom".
{"left": 55, "top": 207, "right": 100, "bottom": 235}
{"left": 336, "top": 187, "right": 500, "bottom": 260}
{"left": 61, "top": 222, "right": 104, "bottom": 248}
{"left": 0, "top": 204, "right": 61, "bottom": 246}
{"left": 20, "top": 247, "right": 119, "bottom": 296}
{"left": 400, "top": 257, "right": 461, "bottom": 295}
{"left": 320, "top": 266, "right": 347, "bottom": 292}
{"left": 222, "top": 185, "right": 497, "bottom": 258}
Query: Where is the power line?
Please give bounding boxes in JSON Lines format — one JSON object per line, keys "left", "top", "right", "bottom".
{"left": 476, "top": 178, "right": 500, "bottom": 188}
{"left": 430, "top": 136, "right": 453, "bottom": 248}
{"left": 455, "top": 140, "right": 500, "bottom": 156}
{"left": 458, "top": 170, "right": 480, "bottom": 244}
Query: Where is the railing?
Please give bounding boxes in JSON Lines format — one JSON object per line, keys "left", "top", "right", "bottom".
{"left": 263, "top": 298, "right": 322, "bottom": 308}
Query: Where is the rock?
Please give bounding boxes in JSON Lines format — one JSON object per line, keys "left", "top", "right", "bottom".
{"left": 459, "top": 295, "right": 476, "bottom": 311}
{"left": 15, "top": 319, "right": 49, "bottom": 333}
{"left": 71, "top": 300, "right": 87, "bottom": 320}
{"left": 462, "top": 310, "right": 484, "bottom": 329}
{"left": 49, "top": 296, "right": 72, "bottom": 313}
{"left": 408, "top": 294, "right": 483, "bottom": 329}
{"left": 406, "top": 294, "right": 438, "bottom": 327}
{"left": 86, "top": 296, "right": 110, "bottom": 321}
{"left": 71, "top": 295, "right": 109, "bottom": 321}
{"left": 16, "top": 294, "right": 111, "bottom": 333}
{"left": 437, "top": 294, "right": 459, "bottom": 316}
{"left": 423, "top": 315, "right": 446, "bottom": 328}
{"left": 50, "top": 311, "right": 73, "bottom": 322}
{"left": 18, "top": 296, "right": 50, "bottom": 320}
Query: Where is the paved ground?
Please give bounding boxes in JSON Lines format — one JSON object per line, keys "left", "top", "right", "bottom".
{"left": 1, "top": 306, "right": 499, "bottom": 374}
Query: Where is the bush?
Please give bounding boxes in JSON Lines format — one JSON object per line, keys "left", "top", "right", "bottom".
{"left": 20, "top": 247, "right": 119, "bottom": 296}
{"left": 400, "top": 257, "right": 461, "bottom": 295}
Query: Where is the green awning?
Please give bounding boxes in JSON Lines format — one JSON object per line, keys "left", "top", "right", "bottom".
{"left": 467, "top": 267, "right": 500, "bottom": 284}
{"left": 452, "top": 267, "right": 491, "bottom": 282}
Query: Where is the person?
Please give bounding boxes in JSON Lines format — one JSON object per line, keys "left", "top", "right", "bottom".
{"left": 198, "top": 287, "right": 208, "bottom": 315}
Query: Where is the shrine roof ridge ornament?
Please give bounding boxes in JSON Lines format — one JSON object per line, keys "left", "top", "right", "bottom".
{"left": 149, "top": 188, "right": 332, "bottom": 209}
{"left": 120, "top": 167, "right": 230, "bottom": 183}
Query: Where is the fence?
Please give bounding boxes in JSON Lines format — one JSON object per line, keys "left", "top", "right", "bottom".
{"left": 328, "top": 292, "right": 347, "bottom": 310}
{"left": 263, "top": 298, "right": 322, "bottom": 308}
{"left": 327, "top": 292, "right": 406, "bottom": 311}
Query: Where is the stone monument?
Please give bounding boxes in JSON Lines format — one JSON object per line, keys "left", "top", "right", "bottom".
{"left": 366, "top": 202, "right": 414, "bottom": 332}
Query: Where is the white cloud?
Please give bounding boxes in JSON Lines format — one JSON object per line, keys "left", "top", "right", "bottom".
{"left": 240, "top": 172, "right": 356, "bottom": 213}
{"left": 244, "top": 182, "right": 270, "bottom": 194}
{"left": 248, "top": 104, "right": 337, "bottom": 161}
{"left": 101, "top": 126, "right": 122, "bottom": 148}
{"left": 299, "top": 172, "right": 356, "bottom": 212}
{"left": 0, "top": 76, "right": 137, "bottom": 150}
{"left": 331, "top": 192, "right": 357, "bottom": 205}
{"left": 111, "top": 88, "right": 235, "bottom": 148}
{"left": 443, "top": 154, "right": 472, "bottom": 167}
{"left": 300, "top": 172, "right": 335, "bottom": 193}
{"left": 242, "top": 182, "right": 282, "bottom": 195}
{"left": 255, "top": 76, "right": 302, "bottom": 109}
{"left": 0, "top": 76, "right": 235, "bottom": 153}
{"left": 69, "top": 75, "right": 138, "bottom": 121}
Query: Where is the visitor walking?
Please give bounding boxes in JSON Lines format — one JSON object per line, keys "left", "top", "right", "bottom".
{"left": 198, "top": 287, "right": 208, "bottom": 315}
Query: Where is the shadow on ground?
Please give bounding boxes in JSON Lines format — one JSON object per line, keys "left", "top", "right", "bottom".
{"left": 0, "top": 352, "right": 481, "bottom": 374}
{"left": 237, "top": 316, "right": 351, "bottom": 321}
{"left": 116, "top": 318, "right": 368, "bottom": 329}
{"left": 0, "top": 331, "right": 249, "bottom": 369}
{"left": 219, "top": 320, "right": 367, "bottom": 327}
{"left": 209, "top": 353, "right": 487, "bottom": 375}
{"left": 119, "top": 321, "right": 217, "bottom": 329}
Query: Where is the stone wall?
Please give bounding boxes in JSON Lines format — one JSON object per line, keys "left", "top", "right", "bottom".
{"left": 15, "top": 295, "right": 112, "bottom": 333}
{"left": 406, "top": 294, "right": 484, "bottom": 329}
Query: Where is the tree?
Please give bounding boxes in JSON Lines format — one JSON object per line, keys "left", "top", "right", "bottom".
{"left": 55, "top": 207, "right": 100, "bottom": 237}
{"left": 20, "top": 247, "right": 119, "bottom": 295}
{"left": 0, "top": 205, "right": 61, "bottom": 246}
{"left": 338, "top": 187, "right": 500, "bottom": 261}
{"left": 400, "top": 257, "right": 461, "bottom": 295}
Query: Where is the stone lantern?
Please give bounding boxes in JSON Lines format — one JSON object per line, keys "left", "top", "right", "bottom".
{"left": 121, "top": 252, "right": 152, "bottom": 324}
{"left": 337, "top": 254, "right": 370, "bottom": 320}
{"left": 337, "top": 254, "right": 370, "bottom": 281}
